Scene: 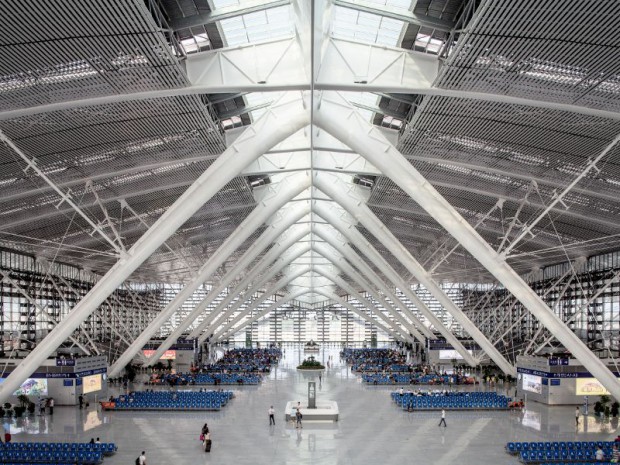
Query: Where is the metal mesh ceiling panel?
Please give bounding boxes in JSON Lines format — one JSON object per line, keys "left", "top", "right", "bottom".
{"left": 0, "top": 0, "right": 188, "bottom": 111}
{"left": 437, "top": 0, "right": 620, "bottom": 112}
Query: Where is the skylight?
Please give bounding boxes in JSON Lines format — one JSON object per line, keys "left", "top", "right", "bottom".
{"left": 331, "top": 5, "right": 405, "bottom": 47}
{"left": 218, "top": 5, "right": 294, "bottom": 47}
{"left": 244, "top": 92, "right": 282, "bottom": 121}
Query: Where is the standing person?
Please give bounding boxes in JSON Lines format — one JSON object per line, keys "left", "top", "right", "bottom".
{"left": 78, "top": 394, "right": 84, "bottom": 410}
{"left": 201, "top": 423, "right": 209, "bottom": 436}
{"left": 48, "top": 398, "right": 54, "bottom": 415}
{"left": 39, "top": 398, "right": 46, "bottom": 416}
{"left": 575, "top": 406, "right": 580, "bottom": 426}
{"left": 438, "top": 409, "right": 447, "bottom": 427}
{"left": 295, "top": 409, "right": 303, "bottom": 429}
{"left": 268, "top": 406, "right": 275, "bottom": 426}
{"left": 139, "top": 451, "right": 146, "bottom": 465}
{"left": 611, "top": 444, "right": 620, "bottom": 462}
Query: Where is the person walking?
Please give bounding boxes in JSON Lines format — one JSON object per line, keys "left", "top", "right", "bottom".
{"left": 203, "top": 432, "right": 212, "bottom": 452}
{"left": 438, "top": 409, "right": 447, "bottom": 427}
{"left": 295, "top": 409, "right": 303, "bottom": 429}
{"left": 78, "top": 394, "right": 84, "bottom": 410}
{"left": 48, "top": 398, "right": 54, "bottom": 415}
{"left": 268, "top": 406, "right": 275, "bottom": 425}
{"left": 138, "top": 451, "right": 146, "bottom": 465}
{"left": 575, "top": 406, "right": 580, "bottom": 426}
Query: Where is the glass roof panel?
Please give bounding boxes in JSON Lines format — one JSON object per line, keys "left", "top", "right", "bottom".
{"left": 219, "top": 5, "right": 294, "bottom": 47}
{"left": 357, "top": 0, "right": 414, "bottom": 9}
{"left": 331, "top": 6, "right": 405, "bottom": 47}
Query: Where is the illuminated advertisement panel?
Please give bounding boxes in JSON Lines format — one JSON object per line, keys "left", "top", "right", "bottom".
{"left": 82, "top": 374, "right": 102, "bottom": 394}
{"left": 576, "top": 378, "right": 610, "bottom": 396}
{"left": 438, "top": 349, "right": 473, "bottom": 360}
{"left": 14, "top": 378, "right": 48, "bottom": 397}
{"left": 142, "top": 349, "right": 176, "bottom": 360}
{"left": 522, "top": 374, "right": 542, "bottom": 394}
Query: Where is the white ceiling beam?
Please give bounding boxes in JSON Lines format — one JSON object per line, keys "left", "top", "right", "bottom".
{"left": 2, "top": 41, "right": 620, "bottom": 122}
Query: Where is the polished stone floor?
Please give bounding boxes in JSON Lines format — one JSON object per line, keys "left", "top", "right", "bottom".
{"left": 5, "top": 347, "right": 620, "bottom": 465}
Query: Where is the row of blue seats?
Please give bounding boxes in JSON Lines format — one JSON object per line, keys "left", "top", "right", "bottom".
{"left": 537, "top": 463, "right": 615, "bottom": 465}
{"left": 393, "top": 392, "right": 509, "bottom": 409}
{"left": 518, "top": 449, "right": 613, "bottom": 463}
{"left": 0, "top": 443, "right": 116, "bottom": 454}
{"left": 403, "top": 400, "right": 508, "bottom": 409}
{"left": 193, "top": 374, "right": 260, "bottom": 384}
{"left": 0, "top": 450, "right": 103, "bottom": 463}
{"left": 114, "top": 391, "right": 232, "bottom": 410}
{"left": 392, "top": 392, "right": 506, "bottom": 400}
{"left": 507, "top": 442, "right": 617, "bottom": 453}
{"left": 114, "top": 401, "right": 223, "bottom": 410}
{"left": 122, "top": 392, "right": 233, "bottom": 400}
{"left": 0, "top": 463, "right": 92, "bottom": 465}
{"left": 363, "top": 374, "right": 452, "bottom": 384}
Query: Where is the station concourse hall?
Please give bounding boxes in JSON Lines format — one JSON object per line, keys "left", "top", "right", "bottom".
{"left": 1, "top": 1, "right": 620, "bottom": 465}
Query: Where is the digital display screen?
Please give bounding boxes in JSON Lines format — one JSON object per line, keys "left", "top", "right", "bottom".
{"left": 522, "top": 374, "right": 542, "bottom": 394}
{"left": 576, "top": 378, "right": 610, "bottom": 396}
{"left": 143, "top": 349, "right": 176, "bottom": 360}
{"left": 13, "top": 378, "right": 48, "bottom": 397}
{"left": 82, "top": 374, "right": 102, "bottom": 394}
{"left": 439, "top": 349, "right": 473, "bottom": 360}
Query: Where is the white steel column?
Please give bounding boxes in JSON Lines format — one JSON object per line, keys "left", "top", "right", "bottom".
{"left": 209, "top": 268, "right": 310, "bottom": 342}
{"left": 314, "top": 201, "right": 478, "bottom": 366}
{"left": 213, "top": 290, "right": 308, "bottom": 342}
{"left": 313, "top": 289, "right": 404, "bottom": 341}
{"left": 314, "top": 174, "right": 515, "bottom": 375}
{"left": 188, "top": 224, "right": 312, "bottom": 339}
{"left": 143, "top": 208, "right": 311, "bottom": 362}
{"left": 312, "top": 242, "right": 426, "bottom": 343}
{"left": 108, "top": 172, "right": 311, "bottom": 377}
{"left": 314, "top": 224, "right": 435, "bottom": 339}
{"left": 316, "top": 93, "right": 620, "bottom": 395}
{"left": 0, "top": 97, "right": 309, "bottom": 402}
{"left": 312, "top": 266, "right": 412, "bottom": 342}
{"left": 198, "top": 244, "right": 312, "bottom": 342}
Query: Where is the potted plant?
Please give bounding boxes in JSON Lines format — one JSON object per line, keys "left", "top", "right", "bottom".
{"left": 17, "top": 394, "right": 30, "bottom": 408}
{"left": 611, "top": 402, "right": 619, "bottom": 417}
{"left": 297, "top": 355, "right": 325, "bottom": 370}
{"left": 27, "top": 402, "right": 35, "bottom": 415}
{"left": 594, "top": 401, "right": 603, "bottom": 417}
{"left": 13, "top": 406, "right": 25, "bottom": 417}
{"left": 125, "top": 364, "right": 137, "bottom": 383}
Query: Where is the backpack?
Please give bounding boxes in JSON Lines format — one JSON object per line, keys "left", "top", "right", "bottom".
{"left": 135, "top": 458, "right": 140, "bottom": 465}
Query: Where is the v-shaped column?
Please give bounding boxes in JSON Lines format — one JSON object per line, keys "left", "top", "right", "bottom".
{"left": 210, "top": 268, "right": 311, "bottom": 341}
{"left": 314, "top": 167, "right": 514, "bottom": 374}
{"left": 108, "top": 171, "right": 311, "bottom": 377}
{"left": 142, "top": 206, "right": 311, "bottom": 364}
{"left": 314, "top": 201, "right": 478, "bottom": 366}
{"left": 0, "top": 95, "right": 310, "bottom": 401}
{"left": 315, "top": 92, "right": 620, "bottom": 397}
